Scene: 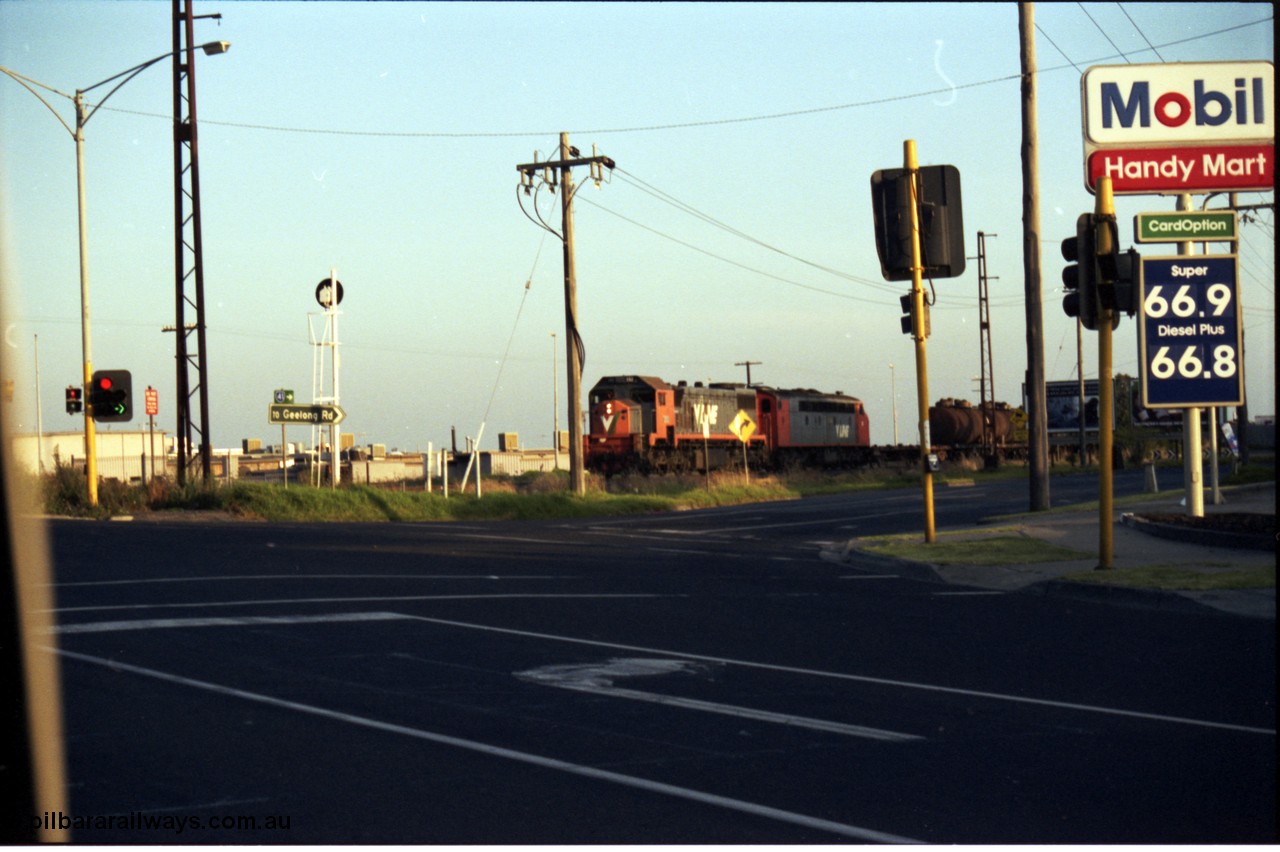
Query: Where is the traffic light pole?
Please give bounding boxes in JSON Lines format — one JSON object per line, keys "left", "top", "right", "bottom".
{"left": 1095, "top": 177, "right": 1116, "bottom": 570}
{"left": 905, "top": 139, "right": 936, "bottom": 543}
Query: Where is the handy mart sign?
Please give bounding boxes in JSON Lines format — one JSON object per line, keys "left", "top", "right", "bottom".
{"left": 1081, "top": 61, "right": 1274, "bottom": 194}
{"left": 1087, "top": 144, "right": 1271, "bottom": 194}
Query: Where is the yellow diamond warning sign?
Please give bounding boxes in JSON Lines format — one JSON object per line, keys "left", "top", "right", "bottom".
{"left": 729, "top": 410, "right": 756, "bottom": 443}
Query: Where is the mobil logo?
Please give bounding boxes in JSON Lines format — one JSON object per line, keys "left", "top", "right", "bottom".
{"left": 1084, "top": 61, "right": 1273, "bottom": 146}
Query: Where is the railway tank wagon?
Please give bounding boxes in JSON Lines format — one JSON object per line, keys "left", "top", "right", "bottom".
{"left": 929, "top": 398, "right": 1016, "bottom": 459}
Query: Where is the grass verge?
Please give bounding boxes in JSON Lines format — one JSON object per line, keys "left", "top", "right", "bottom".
{"left": 857, "top": 531, "right": 1090, "bottom": 566}
{"left": 1059, "top": 564, "right": 1276, "bottom": 590}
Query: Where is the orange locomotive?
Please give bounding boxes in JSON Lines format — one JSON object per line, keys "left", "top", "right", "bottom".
{"left": 585, "top": 375, "right": 873, "bottom": 474}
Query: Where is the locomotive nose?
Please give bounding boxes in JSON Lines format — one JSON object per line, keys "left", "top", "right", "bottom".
{"left": 593, "top": 399, "right": 628, "bottom": 436}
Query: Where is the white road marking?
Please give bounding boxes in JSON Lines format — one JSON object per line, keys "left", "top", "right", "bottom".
{"left": 646, "top": 547, "right": 721, "bottom": 556}
{"left": 52, "top": 648, "right": 922, "bottom": 844}
{"left": 517, "top": 658, "right": 922, "bottom": 743}
{"left": 48, "top": 593, "right": 675, "bottom": 615}
{"left": 401, "top": 614, "right": 1277, "bottom": 736}
{"left": 52, "top": 574, "right": 575, "bottom": 588}
{"left": 50, "top": 611, "right": 411, "bottom": 635}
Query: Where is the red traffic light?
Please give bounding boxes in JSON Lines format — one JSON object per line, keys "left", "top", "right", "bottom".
{"left": 89, "top": 369, "right": 132, "bottom": 422}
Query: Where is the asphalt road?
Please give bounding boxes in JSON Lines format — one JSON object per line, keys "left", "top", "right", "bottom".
{"left": 39, "top": 472, "right": 1276, "bottom": 843}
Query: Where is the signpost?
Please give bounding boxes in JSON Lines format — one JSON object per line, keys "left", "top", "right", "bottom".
{"left": 1079, "top": 59, "right": 1272, "bottom": 531}
{"left": 729, "top": 410, "right": 757, "bottom": 485}
{"left": 273, "top": 389, "right": 295, "bottom": 488}
{"left": 1086, "top": 145, "right": 1272, "bottom": 194}
{"left": 1080, "top": 61, "right": 1274, "bottom": 195}
{"left": 145, "top": 387, "right": 158, "bottom": 484}
{"left": 1135, "top": 210, "right": 1237, "bottom": 243}
{"left": 1137, "top": 256, "right": 1242, "bottom": 408}
{"left": 268, "top": 403, "right": 345, "bottom": 425}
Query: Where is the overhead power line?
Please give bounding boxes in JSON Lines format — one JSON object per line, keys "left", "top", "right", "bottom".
{"left": 93, "top": 16, "right": 1272, "bottom": 139}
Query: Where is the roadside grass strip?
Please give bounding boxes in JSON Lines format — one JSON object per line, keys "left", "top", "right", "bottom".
{"left": 857, "top": 528, "right": 1090, "bottom": 566}
{"left": 1060, "top": 564, "right": 1276, "bottom": 590}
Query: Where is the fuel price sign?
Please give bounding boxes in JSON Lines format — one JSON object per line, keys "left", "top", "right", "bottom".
{"left": 1138, "top": 255, "right": 1242, "bottom": 408}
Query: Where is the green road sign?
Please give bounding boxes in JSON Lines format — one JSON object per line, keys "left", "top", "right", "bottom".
{"left": 1135, "top": 211, "right": 1237, "bottom": 244}
{"left": 268, "top": 403, "right": 345, "bottom": 425}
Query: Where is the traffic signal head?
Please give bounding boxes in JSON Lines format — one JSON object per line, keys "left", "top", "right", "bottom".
{"left": 1110, "top": 247, "right": 1142, "bottom": 316}
{"left": 1061, "top": 213, "right": 1099, "bottom": 331}
{"left": 897, "top": 292, "right": 931, "bottom": 337}
{"left": 1092, "top": 214, "right": 1140, "bottom": 318}
{"left": 870, "top": 165, "right": 965, "bottom": 282}
{"left": 90, "top": 369, "right": 132, "bottom": 422}
{"left": 65, "top": 385, "right": 83, "bottom": 414}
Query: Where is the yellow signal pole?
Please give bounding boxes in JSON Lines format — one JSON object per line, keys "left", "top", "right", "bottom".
{"left": 1095, "top": 176, "right": 1116, "bottom": 569}
{"left": 905, "top": 139, "right": 936, "bottom": 543}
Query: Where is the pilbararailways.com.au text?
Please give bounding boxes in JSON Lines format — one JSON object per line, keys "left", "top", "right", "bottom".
{"left": 31, "top": 810, "right": 291, "bottom": 835}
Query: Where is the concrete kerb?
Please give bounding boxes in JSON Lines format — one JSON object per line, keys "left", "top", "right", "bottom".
{"left": 825, "top": 482, "right": 1275, "bottom": 619}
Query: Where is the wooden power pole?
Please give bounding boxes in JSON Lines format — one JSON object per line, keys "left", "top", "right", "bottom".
{"left": 516, "top": 134, "right": 615, "bottom": 495}
{"left": 1019, "top": 1, "right": 1051, "bottom": 511}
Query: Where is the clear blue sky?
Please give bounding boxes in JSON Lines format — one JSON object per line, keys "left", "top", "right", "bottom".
{"left": 2, "top": 2, "right": 1273, "bottom": 453}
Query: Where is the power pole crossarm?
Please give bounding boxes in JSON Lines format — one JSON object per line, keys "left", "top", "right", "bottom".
{"left": 516, "top": 155, "right": 616, "bottom": 175}
{"left": 735, "top": 361, "right": 762, "bottom": 386}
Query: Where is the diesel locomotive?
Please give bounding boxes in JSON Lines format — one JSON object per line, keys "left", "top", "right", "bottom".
{"left": 585, "top": 375, "right": 874, "bottom": 474}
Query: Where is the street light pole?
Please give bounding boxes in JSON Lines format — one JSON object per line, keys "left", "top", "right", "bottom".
{"left": 71, "top": 91, "right": 100, "bottom": 505}
{"left": 1, "top": 42, "right": 228, "bottom": 507}
{"left": 889, "top": 362, "right": 899, "bottom": 445}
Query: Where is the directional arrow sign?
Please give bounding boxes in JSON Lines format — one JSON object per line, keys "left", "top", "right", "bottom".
{"left": 729, "top": 410, "right": 757, "bottom": 443}
{"left": 268, "top": 403, "right": 346, "bottom": 425}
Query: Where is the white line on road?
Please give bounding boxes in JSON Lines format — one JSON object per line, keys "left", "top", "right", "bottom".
{"left": 49, "top": 611, "right": 411, "bottom": 634}
{"left": 52, "top": 648, "right": 922, "bottom": 844}
{"left": 47, "top": 593, "right": 676, "bottom": 615}
{"left": 517, "top": 659, "right": 922, "bottom": 742}
{"left": 837, "top": 575, "right": 901, "bottom": 580}
{"left": 51, "top": 574, "right": 577, "bottom": 588}
{"left": 400, "top": 614, "right": 1277, "bottom": 736}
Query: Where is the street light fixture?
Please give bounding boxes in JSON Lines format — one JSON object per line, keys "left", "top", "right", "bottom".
{"left": 1, "top": 41, "right": 229, "bottom": 506}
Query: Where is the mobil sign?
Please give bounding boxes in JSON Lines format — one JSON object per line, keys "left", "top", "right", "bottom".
{"left": 1082, "top": 61, "right": 1274, "bottom": 194}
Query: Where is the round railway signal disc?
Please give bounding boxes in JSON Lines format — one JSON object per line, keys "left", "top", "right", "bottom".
{"left": 315, "top": 279, "right": 344, "bottom": 308}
